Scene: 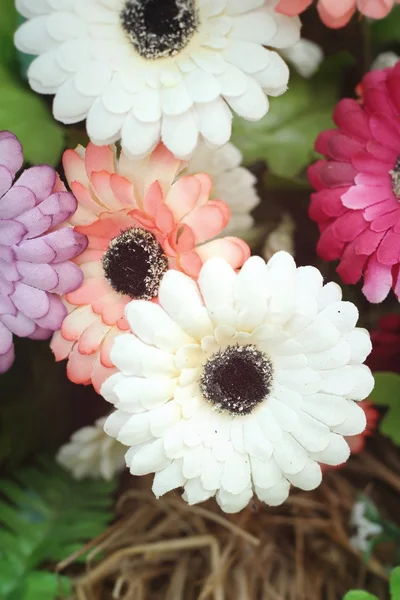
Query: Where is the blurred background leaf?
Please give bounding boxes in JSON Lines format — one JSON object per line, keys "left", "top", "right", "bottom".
{"left": 372, "top": 372, "right": 400, "bottom": 446}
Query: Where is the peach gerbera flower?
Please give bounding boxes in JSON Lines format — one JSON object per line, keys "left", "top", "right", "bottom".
{"left": 51, "top": 143, "right": 249, "bottom": 392}
{"left": 277, "top": 0, "right": 400, "bottom": 28}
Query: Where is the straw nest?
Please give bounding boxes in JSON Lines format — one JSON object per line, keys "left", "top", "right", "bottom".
{"left": 58, "top": 436, "right": 400, "bottom": 600}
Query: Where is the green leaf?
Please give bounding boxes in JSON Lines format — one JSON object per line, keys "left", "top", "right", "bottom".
{"left": 372, "top": 372, "right": 400, "bottom": 446}
{"left": 231, "top": 53, "right": 354, "bottom": 179}
{"left": 0, "top": 0, "right": 18, "bottom": 71}
{"left": 390, "top": 567, "right": 400, "bottom": 599}
{"left": 0, "top": 457, "right": 116, "bottom": 599}
{"left": 343, "top": 593, "right": 378, "bottom": 600}
{"left": 0, "top": 66, "right": 64, "bottom": 166}
{"left": 371, "top": 6, "right": 400, "bottom": 45}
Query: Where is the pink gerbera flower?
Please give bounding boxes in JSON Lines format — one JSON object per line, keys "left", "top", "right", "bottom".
{"left": 277, "top": 0, "right": 400, "bottom": 28}
{"left": 308, "top": 63, "right": 400, "bottom": 303}
{"left": 51, "top": 143, "right": 249, "bottom": 392}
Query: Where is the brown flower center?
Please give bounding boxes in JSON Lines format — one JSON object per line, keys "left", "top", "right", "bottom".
{"left": 102, "top": 227, "right": 168, "bottom": 300}
{"left": 200, "top": 345, "right": 273, "bottom": 416}
{"left": 120, "top": 0, "right": 198, "bottom": 60}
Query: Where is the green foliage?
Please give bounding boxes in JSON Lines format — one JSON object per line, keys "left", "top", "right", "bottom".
{"left": 371, "top": 6, "right": 400, "bottom": 45}
{"left": 0, "top": 457, "right": 116, "bottom": 599}
{"left": 372, "top": 372, "right": 400, "bottom": 446}
{"left": 231, "top": 53, "right": 354, "bottom": 179}
{"left": 343, "top": 567, "right": 400, "bottom": 600}
{"left": 0, "top": 1, "right": 65, "bottom": 165}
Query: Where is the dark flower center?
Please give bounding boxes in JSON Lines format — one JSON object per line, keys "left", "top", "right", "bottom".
{"left": 390, "top": 157, "right": 400, "bottom": 199}
{"left": 102, "top": 227, "right": 168, "bottom": 300}
{"left": 120, "top": 0, "right": 199, "bottom": 60}
{"left": 200, "top": 345, "right": 273, "bottom": 416}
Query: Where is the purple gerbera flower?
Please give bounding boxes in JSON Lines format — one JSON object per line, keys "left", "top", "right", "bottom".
{"left": 0, "top": 131, "right": 87, "bottom": 373}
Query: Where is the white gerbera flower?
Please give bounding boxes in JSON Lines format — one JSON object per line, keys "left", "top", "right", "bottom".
{"left": 184, "top": 142, "right": 260, "bottom": 236}
{"left": 281, "top": 38, "right": 323, "bottom": 79}
{"left": 57, "top": 417, "right": 126, "bottom": 480}
{"left": 14, "top": 0, "right": 301, "bottom": 159}
{"left": 101, "top": 252, "right": 373, "bottom": 513}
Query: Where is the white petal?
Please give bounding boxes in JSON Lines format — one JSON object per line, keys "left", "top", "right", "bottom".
{"left": 216, "top": 63, "right": 247, "bottom": 97}
{"left": 294, "top": 317, "right": 341, "bottom": 353}
{"left": 234, "top": 255, "right": 268, "bottom": 330}
{"left": 161, "top": 81, "right": 193, "bottom": 116}
{"left": 183, "top": 446, "right": 208, "bottom": 479}
{"left": 243, "top": 416, "right": 273, "bottom": 460}
{"left": 287, "top": 460, "right": 322, "bottom": 491}
{"left": 86, "top": 98, "right": 126, "bottom": 144}
{"left": 196, "top": 98, "right": 233, "bottom": 147}
{"left": 129, "top": 439, "right": 170, "bottom": 475}
{"left": 317, "top": 282, "right": 342, "bottom": 310}
{"left": 118, "top": 412, "right": 153, "bottom": 445}
{"left": 174, "top": 345, "right": 205, "bottom": 370}
{"left": 250, "top": 455, "right": 282, "bottom": 489}
{"left": 112, "top": 375, "right": 176, "bottom": 411}
{"left": 110, "top": 333, "right": 177, "bottom": 378}
{"left": 131, "top": 87, "right": 162, "bottom": 122}
{"left": 15, "top": 16, "right": 59, "bottom": 54}
{"left": 254, "top": 51, "right": 289, "bottom": 94}
{"left": 221, "top": 451, "right": 251, "bottom": 494}
{"left": 183, "top": 478, "right": 216, "bottom": 504}
{"left": 229, "top": 10, "right": 277, "bottom": 45}
{"left": 272, "top": 433, "right": 309, "bottom": 475}
{"left": 306, "top": 338, "right": 351, "bottom": 370}
{"left": 346, "top": 329, "right": 372, "bottom": 364}
{"left": 319, "top": 301, "right": 359, "bottom": 334}
{"left": 158, "top": 270, "right": 213, "bottom": 339}
{"left": 267, "top": 12, "right": 301, "bottom": 49}
{"left": 301, "top": 393, "right": 348, "bottom": 428}
{"left": 161, "top": 109, "right": 199, "bottom": 159}
{"left": 152, "top": 459, "right": 186, "bottom": 497}
{"left": 290, "top": 413, "right": 330, "bottom": 453}
{"left": 309, "top": 434, "right": 350, "bottom": 466}
{"left": 184, "top": 69, "right": 221, "bottom": 103}
{"left": 125, "top": 300, "right": 194, "bottom": 351}
{"left": 201, "top": 454, "right": 224, "bottom": 490}
{"left": 255, "top": 478, "right": 290, "bottom": 506}
{"left": 121, "top": 114, "right": 161, "bottom": 157}
{"left": 332, "top": 400, "right": 367, "bottom": 436}
{"left": 257, "top": 405, "right": 283, "bottom": 442}
{"left": 348, "top": 365, "right": 374, "bottom": 400}
{"left": 216, "top": 485, "right": 253, "bottom": 513}
{"left": 230, "top": 418, "right": 245, "bottom": 453}
{"left": 28, "top": 50, "right": 69, "bottom": 93}
{"left": 53, "top": 78, "right": 94, "bottom": 123}
{"left": 74, "top": 60, "right": 112, "bottom": 95}
{"left": 104, "top": 410, "right": 129, "bottom": 441}
{"left": 163, "top": 421, "right": 186, "bottom": 459}
{"left": 268, "top": 397, "right": 299, "bottom": 433}
{"left": 225, "top": 76, "right": 268, "bottom": 121}
{"left": 198, "top": 257, "right": 236, "bottom": 321}
{"left": 150, "top": 402, "right": 182, "bottom": 437}
{"left": 223, "top": 39, "right": 270, "bottom": 74}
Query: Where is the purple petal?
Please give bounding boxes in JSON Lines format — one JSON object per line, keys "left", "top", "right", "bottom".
{"left": 51, "top": 262, "right": 84, "bottom": 294}
{"left": 10, "top": 282, "right": 50, "bottom": 319}
{"left": 0, "top": 165, "right": 13, "bottom": 198}
{"left": 0, "top": 245, "right": 14, "bottom": 262}
{"left": 15, "top": 206, "right": 52, "bottom": 239}
{"left": 0, "top": 344, "right": 15, "bottom": 373}
{"left": 0, "top": 131, "right": 23, "bottom": 178}
{"left": 13, "top": 237, "right": 56, "bottom": 263}
{"left": 0, "top": 219, "right": 26, "bottom": 246}
{"left": 0, "top": 275, "right": 14, "bottom": 296}
{"left": 1, "top": 311, "right": 36, "bottom": 337}
{"left": 39, "top": 192, "right": 77, "bottom": 228}
{"left": 0, "top": 185, "right": 37, "bottom": 219}
{"left": 0, "top": 292, "right": 15, "bottom": 316}
{"left": 0, "top": 320, "right": 13, "bottom": 354}
{"left": 29, "top": 326, "right": 52, "bottom": 341}
{"left": 0, "top": 258, "right": 19, "bottom": 282}
{"left": 15, "top": 165, "right": 56, "bottom": 201}
{"left": 39, "top": 228, "right": 87, "bottom": 263}
{"left": 34, "top": 294, "right": 67, "bottom": 331}
{"left": 16, "top": 261, "right": 58, "bottom": 291}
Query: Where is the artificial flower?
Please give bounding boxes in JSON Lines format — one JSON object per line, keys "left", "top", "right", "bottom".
{"left": 51, "top": 142, "right": 249, "bottom": 392}
{"left": 366, "top": 315, "right": 400, "bottom": 373}
{"left": 185, "top": 142, "right": 260, "bottom": 236}
{"left": 322, "top": 400, "right": 379, "bottom": 472}
{"left": 350, "top": 499, "right": 383, "bottom": 553}
{"left": 57, "top": 417, "right": 126, "bottom": 480}
{"left": 281, "top": 39, "right": 324, "bottom": 79}
{"left": 309, "top": 63, "right": 400, "bottom": 303}
{"left": 0, "top": 131, "right": 86, "bottom": 373}
{"left": 263, "top": 213, "right": 295, "bottom": 261}
{"left": 101, "top": 251, "right": 373, "bottom": 513}
{"left": 15, "top": 0, "right": 301, "bottom": 160}
{"left": 277, "top": 0, "right": 400, "bottom": 28}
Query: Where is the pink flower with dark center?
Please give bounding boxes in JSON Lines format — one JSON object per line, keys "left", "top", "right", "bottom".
{"left": 277, "top": 0, "right": 400, "bottom": 28}
{"left": 0, "top": 131, "right": 87, "bottom": 373}
{"left": 51, "top": 142, "right": 250, "bottom": 392}
{"left": 308, "top": 63, "right": 400, "bottom": 303}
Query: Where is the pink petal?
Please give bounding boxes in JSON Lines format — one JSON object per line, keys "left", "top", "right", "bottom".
{"left": 0, "top": 186, "right": 36, "bottom": 219}
{"left": 363, "top": 255, "right": 393, "bottom": 303}
{"left": 91, "top": 170, "right": 121, "bottom": 211}
{"left": 182, "top": 200, "right": 231, "bottom": 243}
{"left": 331, "top": 210, "right": 368, "bottom": 242}
{"left": 333, "top": 99, "right": 370, "bottom": 141}
{"left": 15, "top": 165, "right": 56, "bottom": 201}
{"left": 51, "top": 329, "right": 74, "bottom": 361}
{"left": 10, "top": 283, "right": 50, "bottom": 319}
{"left": 196, "top": 237, "right": 250, "bottom": 269}
{"left": 165, "top": 176, "right": 201, "bottom": 221}
{"left": 77, "top": 320, "right": 110, "bottom": 355}
{"left": 85, "top": 143, "right": 116, "bottom": 178}
{"left": 376, "top": 230, "right": 400, "bottom": 265}
{"left": 34, "top": 294, "right": 67, "bottom": 330}
{"left": 63, "top": 148, "right": 89, "bottom": 188}
{"left": 341, "top": 184, "right": 390, "bottom": 209}
{"left": 0, "top": 131, "right": 23, "bottom": 178}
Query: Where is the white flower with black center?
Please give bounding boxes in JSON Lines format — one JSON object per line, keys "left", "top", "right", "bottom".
{"left": 57, "top": 417, "right": 126, "bottom": 480}
{"left": 15, "top": 0, "right": 301, "bottom": 159}
{"left": 184, "top": 142, "right": 260, "bottom": 236}
{"left": 101, "top": 252, "right": 373, "bottom": 513}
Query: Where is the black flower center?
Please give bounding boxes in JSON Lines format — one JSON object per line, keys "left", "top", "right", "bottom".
{"left": 200, "top": 345, "right": 273, "bottom": 416}
{"left": 390, "top": 157, "right": 400, "bottom": 199}
{"left": 102, "top": 227, "right": 168, "bottom": 300}
{"left": 120, "top": 0, "right": 199, "bottom": 60}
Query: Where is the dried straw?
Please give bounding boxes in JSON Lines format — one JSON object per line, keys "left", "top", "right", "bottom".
{"left": 59, "top": 437, "right": 400, "bottom": 600}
